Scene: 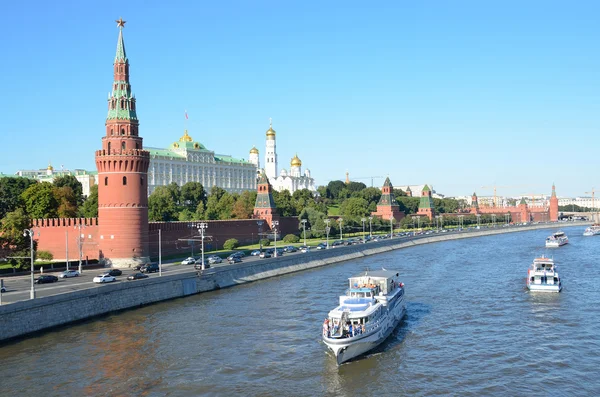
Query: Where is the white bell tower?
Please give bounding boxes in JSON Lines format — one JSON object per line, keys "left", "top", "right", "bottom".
{"left": 265, "top": 118, "right": 277, "bottom": 179}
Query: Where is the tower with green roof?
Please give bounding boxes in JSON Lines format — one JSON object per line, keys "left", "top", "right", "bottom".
{"left": 95, "top": 19, "right": 150, "bottom": 268}
{"left": 470, "top": 192, "right": 480, "bottom": 214}
{"left": 254, "top": 170, "right": 279, "bottom": 228}
{"left": 417, "top": 185, "right": 435, "bottom": 220}
{"left": 371, "top": 177, "right": 405, "bottom": 222}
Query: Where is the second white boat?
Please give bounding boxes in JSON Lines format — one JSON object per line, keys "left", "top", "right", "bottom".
{"left": 545, "top": 231, "right": 568, "bottom": 248}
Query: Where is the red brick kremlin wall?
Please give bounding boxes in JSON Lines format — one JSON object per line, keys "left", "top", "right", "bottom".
{"left": 34, "top": 217, "right": 300, "bottom": 261}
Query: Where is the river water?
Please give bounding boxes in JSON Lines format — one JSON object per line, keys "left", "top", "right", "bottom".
{"left": 1, "top": 225, "right": 599, "bottom": 396}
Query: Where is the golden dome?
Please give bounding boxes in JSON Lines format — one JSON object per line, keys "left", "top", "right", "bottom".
{"left": 47, "top": 164, "right": 54, "bottom": 171}
{"left": 250, "top": 146, "right": 259, "bottom": 155}
{"left": 179, "top": 129, "right": 193, "bottom": 142}
{"left": 291, "top": 154, "right": 302, "bottom": 167}
{"left": 266, "top": 126, "right": 276, "bottom": 140}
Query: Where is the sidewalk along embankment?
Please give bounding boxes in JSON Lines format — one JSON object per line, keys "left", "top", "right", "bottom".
{"left": 0, "top": 222, "right": 587, "bottom": 343}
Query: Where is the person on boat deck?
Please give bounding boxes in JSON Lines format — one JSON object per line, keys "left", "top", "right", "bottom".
{"left": 348, "top": 323, "right": 353, "bottom": 337}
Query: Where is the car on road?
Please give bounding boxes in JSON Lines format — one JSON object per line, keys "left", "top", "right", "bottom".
{"left": 1, "top": 285, "right": 6, "bottom": 293}
{"left": 316, "top": 243, "right": 327, "bottom": 250}
{"left": 181, "top": 257, "right": 196, "bottom": 265}
{"left": 35, "top": 275, "right": 59, "bottom": 284}
{"left": 259, "top": 251, "right": 271, "bottom": 258}
{"left": 227, "top": 253, "right": 243, "bottom": 261}
{"left": 284, "top": 246, "right": 297, "bottom": 252}
{"left": 228, "top": 256, "right": 242, "bottom": 264}
{"left": 93, "top": 274, "right": 116, "bottom": 283}
{"left": 234, "top": 251, "right": 246, "bottom": 257}
{"left": 208, "top": 255, "right": 222, "bottom": 264}
{"left": 250, "top": 250, "right": 261, "bottom": 256}
{"left": 140, "top": 263, "right": 160, "bottom": 273}
{"left": 127, "top": 273, "right": 149, "bottom": 281}
{"left": 59, "top": 270, "right": 80, "bottom": 278}
{"left": 107, "top": 269, "right": 122, "bottom": 277}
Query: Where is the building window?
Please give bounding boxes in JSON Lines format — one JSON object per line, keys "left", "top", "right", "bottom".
{"left": 104, "top": 177, "right": 108, "bottom": 185}
{"left": 123, "top": 176, "right": 127, "bottom": 185}
{"left": 121, "top": 141, "right": 126, "bottom": 150}
{"left": 110, "top": 129, "right": 114, "bottom": 136}
{"left": 141, "top": 177, "right": 144, "bottom": 186}
{"left": 121, "top": 128, "right": 125, "bottom": 135}
{"left": 108, "top": 142, "right": 111, "bottom": 153}
{"left": 136, "top": 142, "right": 139, "bottom": 149}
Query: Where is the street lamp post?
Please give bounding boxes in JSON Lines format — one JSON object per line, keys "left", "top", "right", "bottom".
{"left": 337, "top": 218, "right": 343, "bottom": 240}
{"left": 75, "top": 224, "right": 85, "bottom": 273}
{"left": 361, "top": 218, "right": 366, "bottom": 241}
{"left": 368, "top": 216, "right": 373, "bottom": 238}
{"left": 411, "top": 216, "right": 417, "bottom": 233}
{"left": 325, "top": 219, "right": 331, "bottom": 248}
{"left": 158, "top": 229, "right": 162, "bottom": 276}
{"left": 23, "top": 228, "right": 36, "bottom": 299}
{"left": 272, "top": 221, "right": 279, "bottom": 257}
{"left": 301, "top": 219, "right": 307, "bottom": 246}
{"left": 440, "top": 215, "right": 443, "bottom": 230}
{"left": 257, "top": 220, "right": 264, "bottom": 252}
{"left": 197, "top": 223, "right": 208, "bottom": 271}
{"left": 389, "top": 215, "right": 394, "bottom": 238}
{"left": 476, "top": 214, "right": 481, "bottom": 228}
{"left": 491, "top": 214, "right": 496, "bottom": 227}
{"left": 65, "top": 230, "right": 69, "bottom": 271}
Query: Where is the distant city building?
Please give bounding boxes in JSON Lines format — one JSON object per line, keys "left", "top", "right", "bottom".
{"left": 251, "top": 120, "right": 316, "bottom": 194}
{"left": 146, "top": 130, "right": 257, "bottom": 195}
{"left": 14, "top": 164, "right": 97, "bottom": 197}
{"left": 397, "top": 184, "right": 444, "bottom": 199}
{"left": 558, "top": 196, "right": 599, "bottom": 209}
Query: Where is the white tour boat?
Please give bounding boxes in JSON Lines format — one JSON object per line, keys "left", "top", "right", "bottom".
{"left": 322, "top": 269, "right": 406, "bottom": 365}
{"left": 545, "top": 231, "right": 568, "bottom": 248}
{"left": 527, "top": 256, "right": 562, "bottom": 292}
{"left": 583, "top": 224, "right": 600, "bottom": 237}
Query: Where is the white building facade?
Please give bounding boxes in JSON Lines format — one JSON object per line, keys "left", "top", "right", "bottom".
{"left": 146, "top": 130, "right": 257, "bottom": 195}
{"left": 248, "top": 122, "right": 316, "bottom": 194}
{"left": 14, "top": 165, "right": 98, "bottom": 197}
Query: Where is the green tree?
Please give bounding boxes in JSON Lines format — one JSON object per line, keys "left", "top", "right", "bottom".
{"left": 53, "top": 175, "right": 84, "bottom": 205}
{"left": 272, "top": 190, "right": 296, "bottom": 216}
{"left": 232, "top": 190, "right": 257, "bottom": 219}
{"left": 223, "top": 238, "right": 239, "bottom": 250}
{"left": 393, "top": 188, "right": 407, "bottom": 197}
{"left": 0, "top": 176, "right": 37, "bottom": 218}
{"left": 54, "top": 186, "right": 78, "bottom": 218}
{"left": 339, "top": 197, "right": 370, "bottom": 218}
{"left": 21, "top": 182, "right": 58, "bottom": 219}
{"left": 180, "top": 182, "right": 207, "bottom": 212}
{"left": 359, "top": 187, "right": 382, "bottom": 206}
{"left": 79, "top": 184, "right": 98, "bottom": 218}
{"left": 327, "top": 180, "right": 346, "bottom": 200}
{"left": 346, "top": 181, "right": 366, "bottom": 194}
{"left": 283, "top": 234, "right": 300, "bottom": 243}
{"left": 148, "top": 186, "right": 180, "bottom": 221}
{"left": 0, "top": 208, "right": 34, "bottom": 269}
{"left": 292, "top": 189, "right": 316, "bottom": 214}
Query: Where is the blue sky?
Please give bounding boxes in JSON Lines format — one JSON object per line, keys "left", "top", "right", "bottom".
{"left": 1, "top": 1, "right": 598, "bottom": 198}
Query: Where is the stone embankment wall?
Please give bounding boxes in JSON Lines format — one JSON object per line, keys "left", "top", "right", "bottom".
{"left": 0, "top": 223, "right": 586, "bottom": 342}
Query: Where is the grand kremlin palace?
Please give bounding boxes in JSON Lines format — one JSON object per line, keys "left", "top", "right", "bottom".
{"left": 145, "top": 130, "right": 257, "bottom": 195}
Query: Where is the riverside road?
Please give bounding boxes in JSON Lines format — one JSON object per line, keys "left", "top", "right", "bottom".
{"left": 0, "top": 221, "right": 587, "bottom": 305}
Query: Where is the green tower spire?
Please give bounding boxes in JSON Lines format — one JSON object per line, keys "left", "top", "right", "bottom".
{"left": 419, "top": 185, "right": 434, "bottom": 210}
{"left": 107, "top": 18, "right": 137, "bottom": 122}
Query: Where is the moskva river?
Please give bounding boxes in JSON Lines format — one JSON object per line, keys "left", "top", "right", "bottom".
{"left": 1, "top": 225, "right": 599, "bottom": 396}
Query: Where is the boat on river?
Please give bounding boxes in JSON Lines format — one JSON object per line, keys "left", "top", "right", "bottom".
{"left": 527, "top": 256, "right": 562, "bottom": 292}
{"left": 583, "top": 224, "right": 600, "bottom": 237}
{"left": 545, "top": 231, "right": 568, "bottom": 248}
{"left": 322, "top": 269, "right": 406, "bottom": 365}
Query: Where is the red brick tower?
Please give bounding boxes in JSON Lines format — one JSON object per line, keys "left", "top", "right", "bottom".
{"left": 417, "top": 185, "right": 435, "bottom": 220}
{"left": 549, "top": 183, "right": 559, "bottom": 222}
{"left": 95, "top": 19, "right": 150, "bottom": 268}
{"left": 254, "top": 171, "right": 279, "bottom": 228}
{"left": 371, "top": 177, "right": 405, "bottom": 221}
{"left": 518, "top": 197, "right": 530, "bottom": 223}
{"left": 470, "top": 192, "right": 479, "bottom": 214}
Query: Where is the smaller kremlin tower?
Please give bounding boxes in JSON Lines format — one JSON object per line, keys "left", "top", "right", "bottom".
{"left": 417, "top": 185, "right": 435, "bottom": 220}
{"left": 254, "top": 171, "right": 279, "bottom": 228}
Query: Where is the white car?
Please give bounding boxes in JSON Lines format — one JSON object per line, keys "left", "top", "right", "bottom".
{"left": 300, "top": 246, "right": 310, "bottom": 253}
{"left": 93, "top": 274, "right": 116, "bottom": 283}
{"left": 208, "top": 256, "right": 222, "bottom": 264}
{"left": 181, "top": 257, "right": 196, "bottom": 265}
{"left": 59, "top": 270, "right": 80, "bottom": 278}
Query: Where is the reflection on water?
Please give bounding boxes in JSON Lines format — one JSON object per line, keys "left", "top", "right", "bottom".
{"left": 1, "top": 226, "right": 600, "bottom": 396}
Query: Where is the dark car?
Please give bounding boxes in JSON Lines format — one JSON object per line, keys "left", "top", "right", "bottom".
{"left": 35, "top": 275, "right": 59, "bottom": 284}
{"left": 228, "top": 256, "right": 242, "bottom": 264}
{"left": 227, "top": 253, "right": 243, "bottom": 261}
{"left": 107, "top": 269, "right": 122, "bottom": 277}
{"left": 194, "top": 261, "right": 211, "bottom": 270}
{"left": 140, "top": 263, "right": 159, "bottom": 273}
{"left": 127, "top": 273, "right": 149, "bottom": 281}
